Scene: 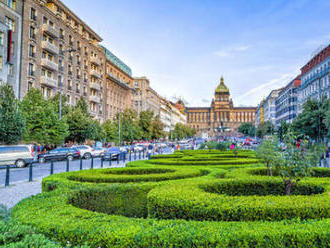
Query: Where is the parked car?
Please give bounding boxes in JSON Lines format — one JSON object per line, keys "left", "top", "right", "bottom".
{"left": 38, "top": 148, "right": 80, "bottom": 163}
{"left": 92, "top": 147, "right": 106, "bottom": 157}
{"left": 72, "top": 145, "right": 94, "bottom": 159}
{"left": 104, "top": 147, "right": 121, "bottom": 160}
{"left": 0, "top": 145, "right": 35, "bottom": 168}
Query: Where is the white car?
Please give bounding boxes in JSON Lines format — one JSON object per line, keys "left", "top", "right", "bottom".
{"left": 72, "top": 145, "right": 94, "bottom": 159}
{"left": 92, "top": 147, "right": 106, "bottom": 157}
{"left": 0, "top": 145, "right": 35, "bottom": 168}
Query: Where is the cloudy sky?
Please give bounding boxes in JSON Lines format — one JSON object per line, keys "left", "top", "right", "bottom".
{"left": 63, "top": 0, "right": 330, "bottom": 107}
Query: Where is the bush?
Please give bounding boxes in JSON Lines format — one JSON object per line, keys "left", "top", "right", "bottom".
{"left": 11, "top": 150, "right": 330, "bottom": 247}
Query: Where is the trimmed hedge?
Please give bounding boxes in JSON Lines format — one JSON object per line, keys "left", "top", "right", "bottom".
{"left": 11, "top": 150, "right": 330, "bottom": 247}
{"left": 67, "top": 167, "right": 206, "bottom": 183}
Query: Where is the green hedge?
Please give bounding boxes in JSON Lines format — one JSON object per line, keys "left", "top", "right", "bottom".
{"left": 67, "top": 167, "right": 206, "bottom": 183}
{"left": 11, "top": 150, "right": 330, "bottom": 247}
{"left": 148, "top": 177, "right": 329, "bottom": 221}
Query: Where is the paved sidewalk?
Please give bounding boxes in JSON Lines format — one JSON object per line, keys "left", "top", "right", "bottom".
{"left": 0, "top": 178, "right": 42, "bottom": 208}
{"left": 0, "top": 163, "right": 126, "bottom": 209}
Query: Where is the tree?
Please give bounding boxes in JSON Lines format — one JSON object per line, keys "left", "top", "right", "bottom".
{"left": 151, "top": 115, "right": 165, "bottom": 140}
{"left": 292, "top": 98, "right": 329, "bottom": 142}
{"left": 326, "top": 108, "right": 330, "bottom": 139}
{"left": 256, "top": 121, "right": 274, "bottom": 138}
{"left": 65, "top": 107, "right": 91, "bottom": 143}
{"left": 103, "top": 120, "right": 117, "bottom": 143}
{"left": 275, "top": 132, "right": 325, "bottom": 195}
{"left": 256, "top": 136, "right": 281, "bottom": 176}
{"left": 238, "top": 122, "right": 255, "bottom": 137}
{"left": 50, "top": 93, "right": 70, "bottom": 117}
{"left": 139, "top": 110, "right": 154, "bottom": 140}
{"left": 172, "top": 123, "right": 196, "bottom": 140}
{"left": 87, "top": 120, "right": 105, "bottom": 141}
{"left": 21, "top": 88, "right": 68, "bottom": 145}
{"left": 0, "top": 84, "right": 25, "bottom": 144}
{"left": 277, "top": 121, "right": 291, "bottom": 142}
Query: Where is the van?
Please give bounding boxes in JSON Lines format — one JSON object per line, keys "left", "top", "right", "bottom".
{"left": 0, "top": 145, "right": 35, "bottom": 167}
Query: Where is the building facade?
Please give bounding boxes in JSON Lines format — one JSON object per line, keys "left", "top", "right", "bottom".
{"left": 159, "top": 97, "right": 172, "bottom": 134}
{"left": 20, "top": 0, "right": 105, "bottom": 121}
{"left": 103, "top": 46, "right": 133, "bottom": 120}
{"left": 0, "top": 0, "right": 23, "bottom": 97}
{"left": 186, "top": 77, "right": 256, "bottom": 135}
{"left": 262, "top": 88, "right": 282, "bottom": 127}
{"left": 275, "top": 76, "right": 301, "bottom": 127}
{"left": 298, "top": 44, "right": 330, "bottom": 113}
{"left": 170, "top": 102, "right": 186, "bottom": 130}
{"left": 132, "top": 76, "right": 161, "bottom": 116}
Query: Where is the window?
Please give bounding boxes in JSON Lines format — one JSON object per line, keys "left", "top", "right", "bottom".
{"left": 60, "top": 29, "right": 64, "bottom": 39}
{"left": 43, "top": 16, "right": 48, "bottom": 24}
{"left": 7, "top": 0, "right": 16, "bottom": 10}
{"left": 29, "top": 44, "right": 35, "bottom": 57}
{"left": 5, "top": 17, "right": 15, "bottom": 32}
{"left": 28, "top": 63, "right": 34, "bottom": 76}
{"left": 28, "top": 81, "right": 33, "bottom": 91}
{"left": 10, "top": 42, "right": 14, "bottom": 55}
{"left": 29, "top": 26, "right": 35, "bottom": 39}
{"left": 0, "top": 56, "right": 3, "bottom": 70}
{"left": 30, "top": 8, "right": 36, "bottom": 20}
{"left": 0, "top": 32, "right": 4, "bottom": 45}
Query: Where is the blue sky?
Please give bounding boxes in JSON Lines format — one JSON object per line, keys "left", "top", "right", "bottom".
{"left": 63, "top": 0, "right": 330, "bottom": 107}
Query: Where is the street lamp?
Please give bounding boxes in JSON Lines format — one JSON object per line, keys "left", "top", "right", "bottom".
{"left": 59, "top": 48, "right": 76, "bottom": 119}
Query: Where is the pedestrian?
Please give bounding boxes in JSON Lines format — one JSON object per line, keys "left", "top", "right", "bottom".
{"left": 230, "top": 143, "right": 235, "bottom": 150}
{"left": 148, "top": 143, "right": 154, "bottom": 156}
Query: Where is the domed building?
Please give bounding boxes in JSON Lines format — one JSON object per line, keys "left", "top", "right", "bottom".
{"left": 186, "top": 77, "right": 256, "bottom": 135}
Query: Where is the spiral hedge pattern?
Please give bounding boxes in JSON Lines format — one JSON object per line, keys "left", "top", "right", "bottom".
{"left": 12, "top": 150, "right": 330, "bottom": 247}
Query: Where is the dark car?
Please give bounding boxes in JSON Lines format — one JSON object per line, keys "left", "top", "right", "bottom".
{"left": 104, "top": 147, "right": 121, "bottom": 160}
{"left": 38, "top": 148, "right": 80, "bottom": 163}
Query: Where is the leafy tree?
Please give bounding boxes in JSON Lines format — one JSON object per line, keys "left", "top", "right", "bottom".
{"left": 0, "top": 84, "right": 25, "bottom": 144}
{"left": 326, "top": 108, "right": 330, "bottom": 139}
{"left": 277, "top": 121, "right": 291, "bottom": 142}
{"left": 256, "top": 121, "right": 274, "bottom": 138}
{"left": 50, "top": 93, "right": 70, "bottom": 117}
{"left": 172, "top": 123, "right": 196, "bottom": 140}
{"left": 139, "top": 110, "right": 154, "bottom": 140}
{"left": 75, "top": 97, "right": 90, "bottom": 116}
{"left": 292, "top": 98, "right": 329, "bottom": 142}
{"left": 87, "top": 120, "right": 105, "bottom": 141}
{"left": 151, "top": 115, "right": 165, "bottom": 140}
{"left": 275, "top": 132, "right": 326, "bottom": 195}
{"left": 21, "top": 88, "right": 68, "bottom": 145}
{"left": 65, "top": 107, "right": 91, "bottom": 143}
{"left": 103, "top": 120, "right": 117, "bottom": 143}
{"left": 256, "top": 136, "right": 281, "bottom": 176}
{"left": 238, "top": 122, "right": 255, "bottom": 137}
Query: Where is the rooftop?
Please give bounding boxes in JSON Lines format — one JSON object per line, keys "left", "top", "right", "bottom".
{"left": 101, "top": 46, "right": 132, "bottom": 76}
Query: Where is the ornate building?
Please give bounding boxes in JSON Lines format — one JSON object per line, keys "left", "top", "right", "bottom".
{"left": 186, "top": 77, "right": 256, "bottom": 135}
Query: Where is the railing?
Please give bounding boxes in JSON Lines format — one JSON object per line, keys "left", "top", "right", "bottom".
{"left": 1, "top": 149, "right": 165, "bottom": 187}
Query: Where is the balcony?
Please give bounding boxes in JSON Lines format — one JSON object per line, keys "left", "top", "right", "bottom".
{"left": 41, "top": 76, "right": 57, "bottom": 88}
{"left": 90, "top": 83, "right": 100, "bottom": 91}
{"left": 89, "top": 95, "right": 100, "bottom": 103}
{"left": 42, "top": 23, "right": 59, "bottom": 38}
{"left": 90, "top": 56, "right": 100, "bottom": 65}
{"left": 90, "top": 69, "right": 101, "bottom": 79}
{"left": 41, "top": 41, "right": 59, "bottom": 54}
{"left": 41, "top": 58, "right": 58, "bottom": 71}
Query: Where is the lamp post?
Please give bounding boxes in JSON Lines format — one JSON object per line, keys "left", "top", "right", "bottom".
{"left": 59, "top": 48, "right": 76, "bottom": 119}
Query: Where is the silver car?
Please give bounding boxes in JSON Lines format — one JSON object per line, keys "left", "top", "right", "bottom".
{"left": 0, "top": 145, "right": 34, "bottom": 167}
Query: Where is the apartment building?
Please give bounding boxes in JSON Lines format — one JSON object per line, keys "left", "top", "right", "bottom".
{"left": 275, "top": 76, "right": 301, "bottom": 127}
{"left": 298, "top": 44, "right": 330, "bottom": 113}
{"left": 170, "top": 102, "right": 186, "bottom": 129}
{"left": 103, "top": 46, "right": 133, "bottom": 120}
{"left": 132, "top": 76, "right": 161, "bottom": 116}
{"left": 0, "top": 0, "right": 22, "bottom": 97}
{"left": 20, "top": 0, "right": 105, "bottom": 121}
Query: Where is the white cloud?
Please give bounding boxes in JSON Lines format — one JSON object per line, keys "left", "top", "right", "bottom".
{"left": 233, "top": 71, "right": 299, "bottom": 107}
{"left": 214, "top": 45, "right": 250, "bottom": 57}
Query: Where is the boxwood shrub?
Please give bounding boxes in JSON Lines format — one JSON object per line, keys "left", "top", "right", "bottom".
{"left": 11, "top": 150, "right": 330, "bottom": 247}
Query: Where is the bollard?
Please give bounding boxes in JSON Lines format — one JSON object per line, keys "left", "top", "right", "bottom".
{"left": 117, "top": 153, "right": 120, "bottom": 165}
{"left": 134, "top": 151, "right": 137, "bottom": 160}
{"left": 50, "top": 161, "right": 54, "bottom": 175}
{"left": 109, "top": 154, "right": 112, "bottom": 166}
{"left": 129, "top": 150, "right": 132, "bottom": 161}
{"left": 91, "top": 156, "right": 94, "bottom": 169}
{"left": 80, "top": 158, "right": 83, "bottom": 170}
{"left": 29, "top": 163, "right": 33, "bottom": 182}
{"left": 139, "top": 151, "right": 141, "bottom": 160}
{"left": 5, "top": 165, "right": 10, "bottom": 187}
{"left": 123, "top": 152, "right": 126, "bottom": 163}
{"left": 101, "top": 156, "right": 104, "bottom": 168}
{"left": 66, "top": 159, "right": 69, "bottom": 172}
{"left": 148, "top": 152, "right": 151, "bottom": 160}
{"left": 143, "top": 150, "right": 145, "bottom": 158}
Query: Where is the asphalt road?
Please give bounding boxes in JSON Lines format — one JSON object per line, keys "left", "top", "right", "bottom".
{"left": 0, "top": 156, "right": 143, "bottom": 186}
